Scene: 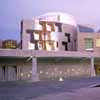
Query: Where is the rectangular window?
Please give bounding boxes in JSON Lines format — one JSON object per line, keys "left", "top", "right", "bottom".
{"left": 65, "top": 33, "right": 70, "bottom": 42}
{"left": 85, "top": 38, "right": 93, "bottom": 50}
{"left": 96, "top": 39, "right": 100, "bottom": 47}
{"left": 34, "top": 33, "right": 39, "bottom": 40}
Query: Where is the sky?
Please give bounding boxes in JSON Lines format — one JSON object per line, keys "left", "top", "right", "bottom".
{"left": 0, "top": 0, "right": 100, "bottom": 41}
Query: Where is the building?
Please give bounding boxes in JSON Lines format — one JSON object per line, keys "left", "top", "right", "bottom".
{"left": 2, "top": 40, "right": 17, "bottom": 49}
{"left": 0, "top": 12, "right": 100, "bottom": 81}
{"left": 0, "top": 40, "right": 2, "bottom": 48}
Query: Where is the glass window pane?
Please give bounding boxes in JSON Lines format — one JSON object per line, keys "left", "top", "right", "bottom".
{"left": 85, "top": 38, "right": 93, "bottom": 49}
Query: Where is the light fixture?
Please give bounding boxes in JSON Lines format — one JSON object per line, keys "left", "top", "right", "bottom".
{"left": 28, "top": 74, "right": 31, "bottom": 78}
{"left": 21, "top": 73, "right": 24, "bottom": 77}
{"left": 59, "top": 77, "right": 64, "bottom": 81}
{"left": 40, "top": 70, "right": 43, "bottom": 74}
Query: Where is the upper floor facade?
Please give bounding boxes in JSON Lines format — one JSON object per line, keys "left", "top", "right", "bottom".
{"left": 0, "top": 12, "right": 100, "bottom": 58}
{"left": 21, "top": 12, "right": 78, "bottom": 52}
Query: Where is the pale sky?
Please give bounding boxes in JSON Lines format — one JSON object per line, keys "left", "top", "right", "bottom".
{"left": 0, "top": 0, "right": 100, "bottom": 41}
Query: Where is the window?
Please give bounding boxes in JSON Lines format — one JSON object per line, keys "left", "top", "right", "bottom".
{"left": 65, "top": 33, "right": 70, "bottom": 42}
{"left": 55, "top": 23, "right": 62, "bottom": 32}
{"left": 3, "top": 40, "right": 17, "bottom": 49}
{"left": 28, "top": 42, "right": 35, "bottom": 49}
{"left": 96, "top": 39, "right": 100, "bottom": 47}
{"left": 62, "top": 41, "right": 68, "bottom": 51}
{"left": 85, "top": 38, "right": 93, "bottom": 50}
{"left": 34, "top": 33, "right": 39, "bottom": 40}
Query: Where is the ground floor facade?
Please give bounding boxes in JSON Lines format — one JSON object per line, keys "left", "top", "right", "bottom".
{"left": 0, "top": 56, "right": 99, "bottom": 81}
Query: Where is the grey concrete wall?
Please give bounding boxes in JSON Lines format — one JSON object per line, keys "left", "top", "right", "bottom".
{"left": 62, "top": 24, "right": 78, "bottom": 51}
{"left": 21, "top": 20, "right": 34, "bottom": 50}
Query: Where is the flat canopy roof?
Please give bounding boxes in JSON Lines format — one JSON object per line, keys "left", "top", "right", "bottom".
{"left": 0, "top": 49, "right": 100, "bottom": 58}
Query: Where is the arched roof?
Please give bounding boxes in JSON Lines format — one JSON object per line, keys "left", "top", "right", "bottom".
{"left": 39, "top": 12, "right": 77, "bottom": 26}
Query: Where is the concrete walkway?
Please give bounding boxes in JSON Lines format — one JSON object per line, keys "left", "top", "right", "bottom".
{"left": 0, "top": 77, "right": 100, "bottom": 100}
{"left": 35, "top": 87, "right": 100, "bottom": 100}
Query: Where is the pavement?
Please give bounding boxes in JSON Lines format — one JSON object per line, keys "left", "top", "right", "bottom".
{"left": 35, "top": 87, "right": 100, "bottom": 100}
{"left": 0, "top": 77, "right": 100, "bottom": 100}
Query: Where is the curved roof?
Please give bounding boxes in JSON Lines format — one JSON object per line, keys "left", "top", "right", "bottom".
{"left": 39, "top": 12, "right": 77, "bottom": 26}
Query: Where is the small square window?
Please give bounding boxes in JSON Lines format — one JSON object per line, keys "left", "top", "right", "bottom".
{"left": 34, "top": 33, "right": 39, "bottom": 40}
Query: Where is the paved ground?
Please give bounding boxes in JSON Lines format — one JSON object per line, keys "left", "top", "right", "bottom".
{"left": 35, "top": 87, "right": 100, "bottom": 100}
{"left": 0, "top": 77, "right": 100, "bottom": 100}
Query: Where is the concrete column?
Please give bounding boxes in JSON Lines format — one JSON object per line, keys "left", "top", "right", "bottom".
{"left": 90, "top": 57, "right": 96, "bottom": 77}
{"left": 17, "top": 66, "right": 20, "bottom": 80}
{"left": 32, "top": 57, "right": 39, "bottom": 82}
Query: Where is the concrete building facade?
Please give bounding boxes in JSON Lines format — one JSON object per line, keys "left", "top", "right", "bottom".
{"left": 0, "top": 12, "right": 100, "bottom": 81}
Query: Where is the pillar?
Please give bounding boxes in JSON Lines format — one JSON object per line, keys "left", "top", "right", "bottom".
{"left": 90, "top": 57, "right": 96, "bottom": 77}
{"left": 32, "top": 57, "right": 39, "bottom": 82}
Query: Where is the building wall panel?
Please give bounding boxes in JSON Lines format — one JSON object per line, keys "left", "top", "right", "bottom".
{"left": 37, "top": 59, "right": 91, "bottom": 80}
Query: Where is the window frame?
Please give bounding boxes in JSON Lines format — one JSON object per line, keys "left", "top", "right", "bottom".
{"left": 85, "top": 38, "right": 94, "bottom": 51}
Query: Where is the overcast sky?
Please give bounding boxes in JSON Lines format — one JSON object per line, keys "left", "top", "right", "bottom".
{"left": 0, "top": 0, "right": 100, "bottom": 41}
